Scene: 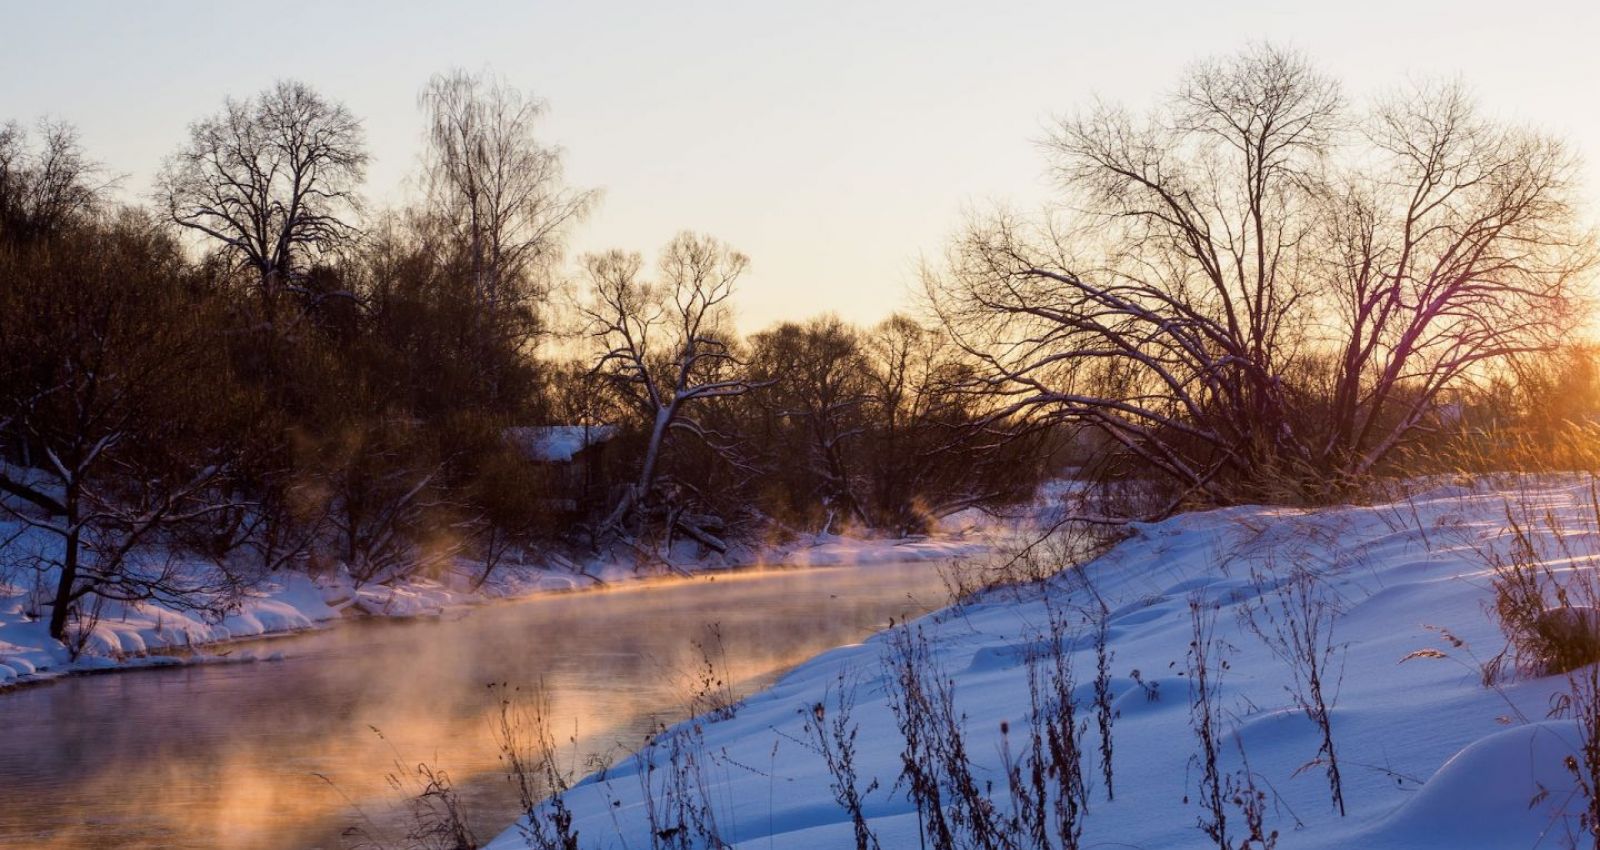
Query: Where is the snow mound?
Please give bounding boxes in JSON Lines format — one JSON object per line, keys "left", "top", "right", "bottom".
{"left": 1363, "top": 721, "right": 1583, "bottom": 849}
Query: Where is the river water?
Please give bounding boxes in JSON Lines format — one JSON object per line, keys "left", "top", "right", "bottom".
{"left": 0, "top": 563, "right": 950, "bottom": 849}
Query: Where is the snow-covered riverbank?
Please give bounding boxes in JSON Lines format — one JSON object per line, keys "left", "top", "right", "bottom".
{"left": 0, "top": 529, "right": 992, "bottom": 690}
{"left": 486, "top": 477, "right": 1600, "bottom": 850}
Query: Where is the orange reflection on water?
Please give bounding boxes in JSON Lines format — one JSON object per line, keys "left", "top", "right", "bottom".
{"left": 0, "top": 563, "right": 947, "bottom": 849}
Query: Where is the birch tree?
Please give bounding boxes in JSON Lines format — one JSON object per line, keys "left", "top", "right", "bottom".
{"left": 419, "top": 70, "right": 593, "bottom": 324}
{"left": 417, "top": 70, "right": 594, "bottom": 401}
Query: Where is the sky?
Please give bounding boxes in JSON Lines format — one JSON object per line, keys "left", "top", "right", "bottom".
{"left": 3, "top": 0, "right": 1598, "bottom": 331}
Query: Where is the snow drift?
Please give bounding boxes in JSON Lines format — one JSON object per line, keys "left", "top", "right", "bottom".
{"left": 486, "top": 478, "right": 1600, "bottom": 849}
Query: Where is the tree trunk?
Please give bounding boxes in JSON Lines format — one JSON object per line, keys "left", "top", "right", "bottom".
{"left": 636, "top": 404, "right": 674, "bottom": 499}
{"left": 48, "top": 495, "right": 80, "bottom": 642}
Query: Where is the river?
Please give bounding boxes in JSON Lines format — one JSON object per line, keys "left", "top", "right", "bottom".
{"left": 0, "top": 562, "right": 950, "bottom": 849}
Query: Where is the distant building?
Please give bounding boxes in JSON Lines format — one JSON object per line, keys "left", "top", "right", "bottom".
{"left": 504, "top": 425, "right": 618, "bottom": 517}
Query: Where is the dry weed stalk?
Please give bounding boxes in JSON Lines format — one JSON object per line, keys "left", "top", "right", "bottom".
{"left": 803, "top": 675, "right": 882, "bottom": 850}
{"left": 1242, "top": 561, "right": 1346, "bottom": 816}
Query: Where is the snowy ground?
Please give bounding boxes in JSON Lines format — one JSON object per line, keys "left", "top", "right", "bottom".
{"left": 0, "top": 525, "right": 992, "bottom": 690}
{"left": 485, "top": 477, "right": 1600, "bottom": 850}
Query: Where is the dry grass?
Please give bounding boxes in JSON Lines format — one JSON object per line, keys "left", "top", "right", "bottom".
{"left": 1480, "top": 485, "right": 1600, "bottom": 681}
{"left": 938, "top": 520, "right": 1122, "bottom": 606}
{"left": 883, "top": 609, "right": 1093, "bottom": 850}
{"left": 1477, "top": 481, "right": 1600, "bottom": 847}
{"left": 1240, "top": 562, "right": 1346, "bottom": 817}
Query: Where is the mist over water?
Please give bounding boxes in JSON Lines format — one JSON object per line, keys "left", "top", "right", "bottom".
{"left": 0, "top": 563, "right": 950, "bottom": 849}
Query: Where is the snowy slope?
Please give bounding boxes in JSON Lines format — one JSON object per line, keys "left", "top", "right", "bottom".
{"left": 486, "top": 478, "right": 1600, "bottom": 850}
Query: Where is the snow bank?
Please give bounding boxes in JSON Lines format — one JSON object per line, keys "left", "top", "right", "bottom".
{"left": 486, "top": 477, "right": 1600, "bottom": 850}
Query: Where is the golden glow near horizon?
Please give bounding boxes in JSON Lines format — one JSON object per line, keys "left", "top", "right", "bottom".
{"left": 2, "top": 0, "right": 1598, "bottom": 333}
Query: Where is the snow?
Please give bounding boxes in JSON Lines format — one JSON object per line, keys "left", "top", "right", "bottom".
{"left": 1364, "top": 720, "right": 1583, "bottom": 848}
{"left": 777, "top": 532, "right": 989, "bottom": 567}
{"left": 503, "top": 424, "right": 618, "bottom": 462}
{"left": 483, "top": 477, "right": 1600, "bottom": 850}
{"left": 0, "top": 567, "right": 371, "bottom": 687}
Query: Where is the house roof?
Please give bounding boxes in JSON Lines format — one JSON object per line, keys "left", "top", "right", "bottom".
{"left": 504, "top": 425, "right": 618, "bottom": 463}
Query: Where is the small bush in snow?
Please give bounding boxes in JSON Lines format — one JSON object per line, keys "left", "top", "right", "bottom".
{"left": 1187, "top": 598, "right": 1283, "bottom": 850}
{"left": 686, "top": 622, "right": 741, "bottom": 722}
{"left": 1004, "top": 603, "right": 1090, "bottom": 849}
{"left": 1187, "top": 599, "right": 1231, "bottom": 849}
{"left": 636, "top": 720, "right": 727, "bottom": 850}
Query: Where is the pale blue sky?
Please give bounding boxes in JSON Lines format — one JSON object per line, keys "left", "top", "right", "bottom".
{"left": 3, "top": 1, "right": 1597, "bottom": 329}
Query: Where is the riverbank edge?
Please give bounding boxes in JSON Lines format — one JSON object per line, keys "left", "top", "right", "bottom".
{"left": 0, "top": 530, "right": 994, "bottom": 693}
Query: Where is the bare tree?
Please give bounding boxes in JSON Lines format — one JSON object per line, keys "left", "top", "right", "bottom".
{"left": 930, "top": 44, "right": 1592, "bottom": 507}
{"left": 416, "top": 70, "right": 594, "bottom": 404}
{"left": 0, "top": 118, "right": 104, "bottom": 243}
{"left": 322, "top": 455, "right": 454, "bottom": 587}
{"left": 1315, "top": 80, "right": 1591, "bottom": 481}
{"left": 418, "top": 69, "right": 594, "bottom": 333}
{"left": 748, "top": 316, "right": 874, "bottom": 529}
{"left": 159, "top": 80, "right": 367, "bottom": 322}
{"left": 581, "top": 232, "right": 769, "bottom": 550}
{"left": 860, "top": 314, "right": 1026, "bottom": 531}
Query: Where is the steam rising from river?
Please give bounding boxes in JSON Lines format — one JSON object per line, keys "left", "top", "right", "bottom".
{"left": 0, "top": 564, "right": 948, "bottom": 848}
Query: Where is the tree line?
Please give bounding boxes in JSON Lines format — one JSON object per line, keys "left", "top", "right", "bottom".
{"left": 0, "top": 72, "right": 1052, "bottom": 643}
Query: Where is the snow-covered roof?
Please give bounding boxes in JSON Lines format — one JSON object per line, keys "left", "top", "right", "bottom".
{"left": 504, "top": 425, "right": 618, "bottom": 463}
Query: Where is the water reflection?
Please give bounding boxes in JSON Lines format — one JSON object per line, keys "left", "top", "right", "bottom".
{"left": 0, "top": 563, "right": 948, "bottom": 849}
